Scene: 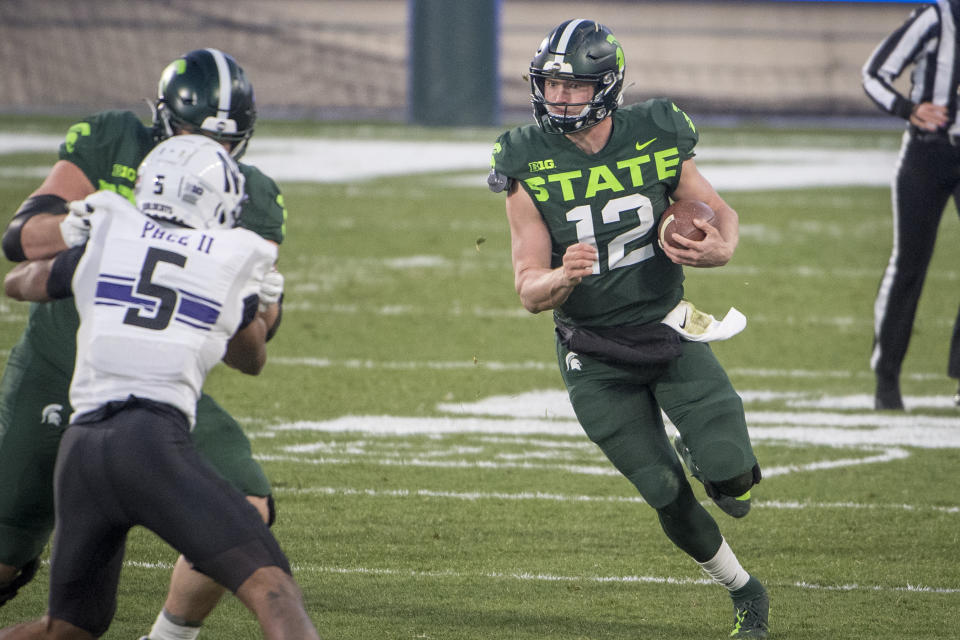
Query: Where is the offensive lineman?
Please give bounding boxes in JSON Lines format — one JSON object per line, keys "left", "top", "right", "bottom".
{"left": 0, "top": 49, "right": 286, "bottom": 640}
{"left": 489, "top": 19, "right": 769, "bottom": 638}
{"left": 0, "top": 135, "right": 318, "bottom": 640}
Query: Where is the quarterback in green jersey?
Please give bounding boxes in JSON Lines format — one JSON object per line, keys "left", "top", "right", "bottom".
{"left": 0, "top": 49, "right": 287, "bottom": 640}
{"left": 490, "top": 19, "right": 769, "bottom": 638}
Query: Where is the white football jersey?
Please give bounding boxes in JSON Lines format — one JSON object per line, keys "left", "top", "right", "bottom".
{"left": 68, "top": 191, "right": 277, "bottom": 426}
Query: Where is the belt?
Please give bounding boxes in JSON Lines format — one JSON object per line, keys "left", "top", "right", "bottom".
{"left": 910, "top": 128, "right": 960, "bottom": 146}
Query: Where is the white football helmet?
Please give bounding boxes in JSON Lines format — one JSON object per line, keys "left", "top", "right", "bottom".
{"left": 135, "top": 134, "right": 245, "bottom": 230}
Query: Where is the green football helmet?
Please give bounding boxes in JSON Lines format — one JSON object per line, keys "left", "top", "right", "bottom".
{"left": 153, "top": 48, "right": 256, "bottom": 159}
{"left": 529, "top": 19, "right": 625, "bottom": 134}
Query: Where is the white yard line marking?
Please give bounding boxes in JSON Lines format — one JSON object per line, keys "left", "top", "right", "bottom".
{"left": 256, "top": 453, "right": 617, "bottom": 476}
{"left": 271, "top": 485, "right": 960, "bottom": 514}
{"left": 291, "top": 565, "right": 960, "bottom": 595}
{"left": 267, "top": 357, "right": 949, "bottom": 386}
{"left": 101, "top": 559, "right": 960, "bottom": 595}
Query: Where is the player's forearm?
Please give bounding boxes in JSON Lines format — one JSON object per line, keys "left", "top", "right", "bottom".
{"left": 224, "top": 317, "right": 268, "bottom": 374}
{"left": 714, "top": 205, "right": 740, "bottom": 254}
{"left": 4, "top": 260, "right": 54, "bottom": 302}
{"left": 516, "top": 267, "right": 577, "bottom": 314}
{"left": 17, "top": 214, "right": 70, "bottom": 260}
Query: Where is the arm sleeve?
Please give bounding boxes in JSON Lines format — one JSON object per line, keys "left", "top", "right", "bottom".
{"left": 862, "top": 6, "right": 937, "bottom": 119}
{"left": 46, "top": 244, "right": 86, "bottom": 299}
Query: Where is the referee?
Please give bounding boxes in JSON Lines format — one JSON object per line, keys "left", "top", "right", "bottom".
{"left": 862, "top": 0, "right": 960, "bottom": 410}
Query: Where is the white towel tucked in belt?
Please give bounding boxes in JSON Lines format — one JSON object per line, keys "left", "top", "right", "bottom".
{"left": 661, "top": 300, "right": 746, "bottom": 342}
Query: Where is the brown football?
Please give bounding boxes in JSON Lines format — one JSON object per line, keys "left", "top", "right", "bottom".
{"left": 657, "top": 200, "right": 717, "bottom": 250}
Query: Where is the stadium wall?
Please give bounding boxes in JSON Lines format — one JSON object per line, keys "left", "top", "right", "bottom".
{"left": 0, "top": 0, "right": 912, "bottom": 123}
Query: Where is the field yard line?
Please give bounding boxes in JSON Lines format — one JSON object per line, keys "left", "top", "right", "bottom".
{"left": 256, "top": 453, "right": 617, "bottom": 475}
{"left": 291, "top": 565, "right": 960, "bottom": 595}
{"left": 271, "top": 485, "right": 960, "bottom": 514}
{"left": 761, "top": 447, "right": 909, "bottom": 477}
{"left": 49, "top": 558, "right": 960, "bottom": 595}
{"left": 269, "top": 356, "right": 948, "bottom": 382}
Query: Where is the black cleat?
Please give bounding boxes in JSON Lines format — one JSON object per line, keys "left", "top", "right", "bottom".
{"left": 731, "top": 588, "right": 770, "bottom": 638}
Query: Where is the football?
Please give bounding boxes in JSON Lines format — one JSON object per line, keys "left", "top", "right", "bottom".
{"left": 657, "top": 200, "right": 717, "bottom": 250}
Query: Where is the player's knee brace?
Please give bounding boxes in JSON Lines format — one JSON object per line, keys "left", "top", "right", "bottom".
{"left": 0, "top": 557, "right": 40, "bottom": 607}
{"left": 704, "top": 463, "right": 762, "bottom": 499}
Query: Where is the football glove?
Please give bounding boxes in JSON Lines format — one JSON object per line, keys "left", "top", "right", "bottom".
{"left": 259, "top": 268, "right": 284, "bottom": 312}
{"left": 59, "top": 200, "right": 93, "bottom": 248}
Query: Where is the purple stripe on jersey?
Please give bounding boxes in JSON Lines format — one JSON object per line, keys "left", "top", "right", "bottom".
{"left": 178, "top": 289, "right": 223, "bottom": 308}
{"left": 176, "top": 297, "right": 220, "bottom": 325}
{"left": 95, "top": 281, "right": 157, "bottom": 311}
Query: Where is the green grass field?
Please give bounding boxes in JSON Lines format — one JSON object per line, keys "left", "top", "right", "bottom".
{"left": 1, "top": 117, "right": 958, "bottom": 639}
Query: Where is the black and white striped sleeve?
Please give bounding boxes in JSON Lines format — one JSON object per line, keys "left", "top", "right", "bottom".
{"left": 862, "top": 5, "right": 940, "bottom": 120}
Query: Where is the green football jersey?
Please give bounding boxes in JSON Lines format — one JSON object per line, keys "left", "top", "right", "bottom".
{"left": 23, "top": 109, "right": 288, "bottom": 374}
{"left": 492, "top": 98, "right": 698, "bottom": 328}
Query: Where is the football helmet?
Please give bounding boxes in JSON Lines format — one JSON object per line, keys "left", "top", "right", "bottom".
{"left": 153, "top": 48, "right": 256, "bottom": 159}
{"left": 135, "top": 135, "right": 245, "bottom": 230}
{"left": 529, "top": 19, "right": 625, "bottom": 134}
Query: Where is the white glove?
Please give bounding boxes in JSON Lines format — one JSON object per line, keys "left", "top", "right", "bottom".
{"left": 59, "top": 200, "right": 93, "bottom": 248}
{"left": 258, "top": 269, "right": 284, "bottom": 312}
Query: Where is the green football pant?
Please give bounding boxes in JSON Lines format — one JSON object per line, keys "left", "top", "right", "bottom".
{"left": 557, "top": 337, "right": 757, "bottom": 509}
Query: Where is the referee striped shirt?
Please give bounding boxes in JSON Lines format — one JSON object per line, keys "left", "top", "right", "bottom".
{"left": 862, "top": 0, "right": 959, "bottom": 127}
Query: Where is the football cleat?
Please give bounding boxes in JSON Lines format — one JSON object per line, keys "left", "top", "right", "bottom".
{"left": 673, "top": 434, "right": 752, "bottom": 518}
{"left": 730, "top": 588, "right": 770, "bottom": 638}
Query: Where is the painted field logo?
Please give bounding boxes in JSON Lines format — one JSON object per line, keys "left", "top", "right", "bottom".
{"left": 265, "top": 388, "right": 960, "bottom": 480}
{"left": 528, "top": 159, "right": 555, "bottom": 172}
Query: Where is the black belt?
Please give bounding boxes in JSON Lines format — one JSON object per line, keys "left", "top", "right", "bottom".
{"left": 910, "top": 128, "right": 960, "bottom": 146}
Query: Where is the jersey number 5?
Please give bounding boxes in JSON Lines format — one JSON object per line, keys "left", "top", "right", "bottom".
{"left": 123, "top": 247, "right": 187, "bottom": 330}
{"left": 565, "top": 193, "right": 655, "bottom": 274}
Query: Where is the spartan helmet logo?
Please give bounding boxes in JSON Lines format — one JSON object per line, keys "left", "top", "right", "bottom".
{"left": 41, "top": 404, "right": 64, "bottom": 426}
{"left": 565, "top": 352, "right": 582, "bottom": 372}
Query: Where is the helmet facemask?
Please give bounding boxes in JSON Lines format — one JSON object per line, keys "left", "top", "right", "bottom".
{"left": 528, "top": 19, "right": 625, "bottom": 135}
{"left": 135, "top": 135, "right": 246, "bottom": 231}
{"left": 530, "top": 69, "right": 622, "bottom": 134}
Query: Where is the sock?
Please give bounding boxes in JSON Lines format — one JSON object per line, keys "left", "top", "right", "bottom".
{"left": 730, "top": 575, "right": 766, "bottom": 602}
{"left": 697, "top": 538, "right": 750, "bottom": 591}
{"left": 147, "top": 609, "right": 202, "bottom": 640}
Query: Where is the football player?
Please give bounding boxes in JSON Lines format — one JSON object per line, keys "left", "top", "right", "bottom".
{"left": 0, "top": 49, "right": 287, "bottom": 640}
{"left": 489, "top": 19, "right": 769, "bottom": 638}
{"left": 0, "top": 135, "right": 318, "bottom": 640}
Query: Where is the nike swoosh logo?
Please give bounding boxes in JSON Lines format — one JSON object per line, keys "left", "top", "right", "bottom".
{"left": 635, "top": 138, "right": 657, "bottom": 151}
{"left": 678, "top": 306, "right": 687, "bottom": 329}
